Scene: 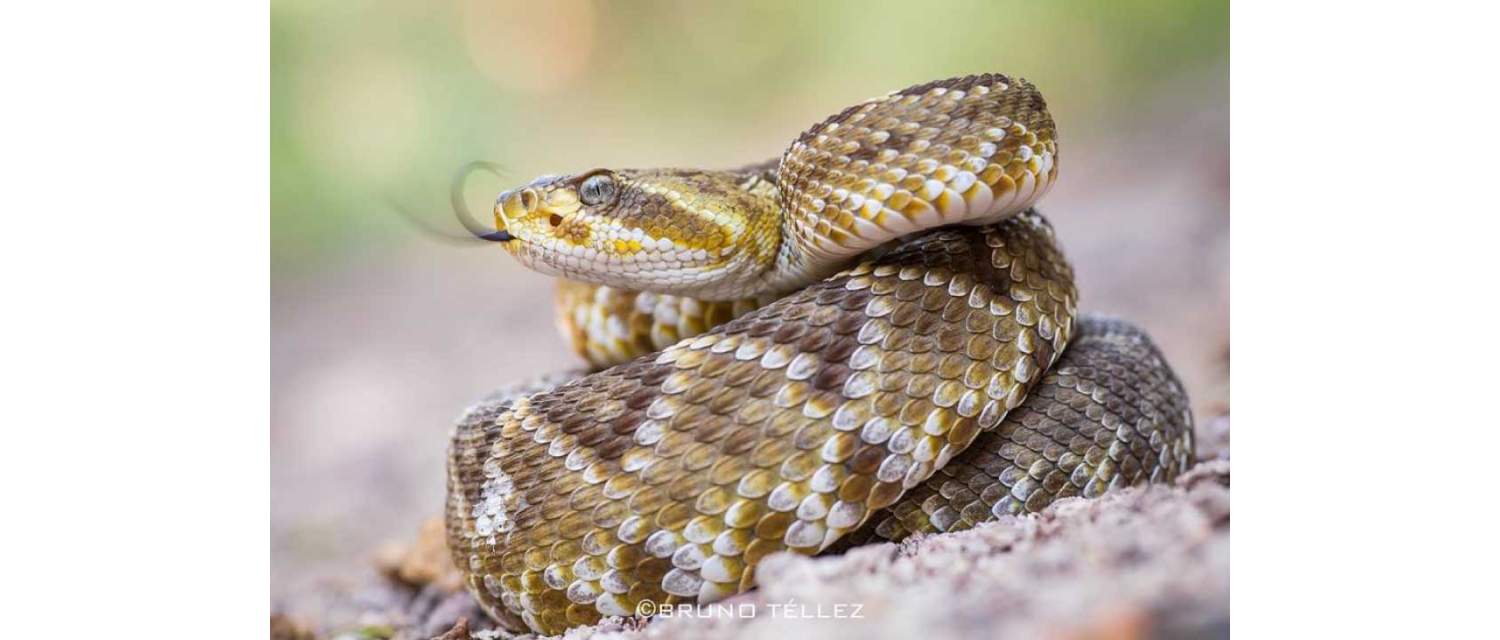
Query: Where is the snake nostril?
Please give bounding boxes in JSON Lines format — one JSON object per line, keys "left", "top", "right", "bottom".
{"left": 520, "top": 189, "right": 539, "bottom": 210}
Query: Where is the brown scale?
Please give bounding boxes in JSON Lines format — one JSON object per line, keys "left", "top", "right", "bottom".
{"left": 449, "top": 313, "right": 1195, "bottom": 637}
{"left": 829, "top": 315, "right": 1194, "bottom": 550}
{"left": 447, "top": 214, "right": 1085, "bottom": 635}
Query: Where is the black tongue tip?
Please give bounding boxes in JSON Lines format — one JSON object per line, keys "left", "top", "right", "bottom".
{"left": 478, "top": 229, "right": 514, "bottom": 242}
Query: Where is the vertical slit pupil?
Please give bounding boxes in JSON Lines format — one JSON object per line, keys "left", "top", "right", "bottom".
{"left": 582, "top": 175, "right": 614, "bottom": 205}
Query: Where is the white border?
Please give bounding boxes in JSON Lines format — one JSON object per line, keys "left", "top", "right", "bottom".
{"left": 1234, "top": 2, "right": 1498, "bottom": 636}
{"left": 4, "top": 2, "right": 268, "bottom": 636}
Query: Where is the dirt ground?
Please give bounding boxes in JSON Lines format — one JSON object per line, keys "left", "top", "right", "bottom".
{"left": 272, "top": 421, "right": 1228, "bottom": 640}
{"left": 271, "top": 95, "right": 1228, "bottom": 637}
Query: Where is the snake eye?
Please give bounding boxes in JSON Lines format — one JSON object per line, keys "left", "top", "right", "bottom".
{"left": 579, "top": 172, "right": 617, "bottom": 206}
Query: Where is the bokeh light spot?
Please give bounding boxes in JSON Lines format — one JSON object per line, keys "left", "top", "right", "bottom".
{"left": 462, "top": 0, "right": 596, "bottom": 93}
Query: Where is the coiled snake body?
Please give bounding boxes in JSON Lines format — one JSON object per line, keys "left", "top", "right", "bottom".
{"left": 445, "top": 74, "right": 1195, "bottom": 635}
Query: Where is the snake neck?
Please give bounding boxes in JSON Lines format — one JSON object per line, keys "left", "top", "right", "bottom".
{"left": 750, "top": 73, "right": 1060, "bottom": 297}
{"left": 489, "top": 75, "right": 1058, "bottom": 304}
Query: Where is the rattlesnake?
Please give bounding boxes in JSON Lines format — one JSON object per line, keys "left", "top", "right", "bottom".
{"left": 444, "top": 74, "right": 1194, "bottom": 635}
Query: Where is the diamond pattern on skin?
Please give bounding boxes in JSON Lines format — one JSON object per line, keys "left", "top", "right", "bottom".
{"left": 446, "top": 75, "right": 1192, "bottom": 636}
{"left": 448, "top": 216, "right": 1085, "bottom": 635}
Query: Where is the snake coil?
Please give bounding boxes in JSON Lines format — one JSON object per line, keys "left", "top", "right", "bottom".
{"left": 445, "top": 74, "right": 1194, "bottom": 635}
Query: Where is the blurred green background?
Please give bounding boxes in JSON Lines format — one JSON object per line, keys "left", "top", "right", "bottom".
{"left": 271, "top": 0, "right": 1228, "bottom": 623}
{"left": 272, "top": 0, "right": 1226, "bottom": 274}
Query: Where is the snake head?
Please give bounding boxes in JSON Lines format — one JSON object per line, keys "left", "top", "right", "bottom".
{"left": 488, "top": 168, "right": 782, "bottom": 299}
